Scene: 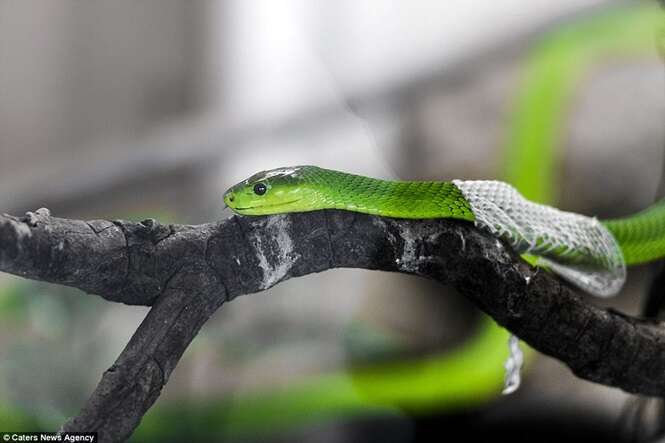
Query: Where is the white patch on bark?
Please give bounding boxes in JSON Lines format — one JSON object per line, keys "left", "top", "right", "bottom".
{"left": 372, "top": 218, "right": 444, "bottom": 272}
{"left": 250, "top": 215, "right": 299, "bottom": 289}
{"left": 12, "top": 221, "right": 32, "bottom": 239}
{"left": 397, "top": 226, "right": 419, "bottom": 272}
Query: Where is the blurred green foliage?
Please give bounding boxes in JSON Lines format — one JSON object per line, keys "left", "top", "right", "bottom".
{"left": 504, "top": 2, "right": 662, "bottom": 203}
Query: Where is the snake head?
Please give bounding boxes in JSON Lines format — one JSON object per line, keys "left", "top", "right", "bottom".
{"left": 224, "top": 166, "right": 320, "bottom": 215}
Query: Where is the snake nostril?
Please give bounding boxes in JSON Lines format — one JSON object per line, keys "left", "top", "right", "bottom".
{"left": 228, "top": 194, "right": 235, "bottom": 202}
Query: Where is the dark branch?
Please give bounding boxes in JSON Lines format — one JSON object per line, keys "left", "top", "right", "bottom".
{"left": 2, "top": 209, "right": 665, "bottom": 441}
{"left": 60, "top": 278, "right": 225, "bottom": 440}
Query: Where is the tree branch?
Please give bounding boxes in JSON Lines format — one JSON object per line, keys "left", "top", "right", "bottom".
{"left": 2, "top": 209, "right": 665, "bottom": 441}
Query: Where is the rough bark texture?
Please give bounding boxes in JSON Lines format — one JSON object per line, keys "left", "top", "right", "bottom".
{"left": 1, "top": 208, "right": 664, "bottom": 442}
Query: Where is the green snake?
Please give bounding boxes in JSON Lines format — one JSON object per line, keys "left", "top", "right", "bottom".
{"left": 224, "top": 165, "right": 665, "bottom": 298}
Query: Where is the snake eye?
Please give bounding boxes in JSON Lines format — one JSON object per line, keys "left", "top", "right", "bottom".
{"left": 253, "top": 183, "right": 267, "bottom": 196}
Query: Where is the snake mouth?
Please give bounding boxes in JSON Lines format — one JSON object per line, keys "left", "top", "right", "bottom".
{"left": 234, "top": 199, "right": 302, "bottom": 211}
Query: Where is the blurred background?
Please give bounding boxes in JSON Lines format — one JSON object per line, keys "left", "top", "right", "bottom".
{"left": 0, "top": 1, "right": 664, "bottom": 442}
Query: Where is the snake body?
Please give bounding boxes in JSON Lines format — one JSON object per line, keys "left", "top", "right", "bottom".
{"left": 224, "top": 165, "right": 665, "bottom": 297}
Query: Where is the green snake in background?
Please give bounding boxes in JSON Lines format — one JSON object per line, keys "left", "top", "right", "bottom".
{"left": 224, "top": 165, "right": 665, "bottom": 296}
